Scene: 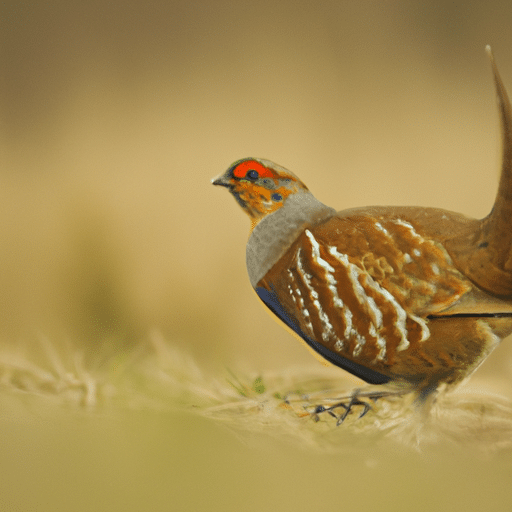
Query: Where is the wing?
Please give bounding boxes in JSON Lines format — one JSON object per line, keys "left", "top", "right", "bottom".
{"left": 255, "top": 286, "right": 392, "bottom": 384}
{"left": 254, "top": 210, "right": 488, "bottom": 382}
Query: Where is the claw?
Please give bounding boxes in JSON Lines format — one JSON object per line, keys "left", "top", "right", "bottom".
{"left": 305, "top": 388, "right": 406, "bottom": 425}
{"left": 309, "top": 395, "right": 372, "bottom": 425}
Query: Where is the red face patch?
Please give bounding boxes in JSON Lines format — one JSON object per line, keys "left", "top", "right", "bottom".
{"left": 232, "top": 160, "right": 274, "bottom": 179}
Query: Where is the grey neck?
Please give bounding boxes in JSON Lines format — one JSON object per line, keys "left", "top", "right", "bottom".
{"left": 246, "top": 192, "right": 335, "bottom": 287}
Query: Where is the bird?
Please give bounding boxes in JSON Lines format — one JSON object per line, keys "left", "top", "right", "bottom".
{"left": 212, "top": 47, "right": 512, "bottom": 419}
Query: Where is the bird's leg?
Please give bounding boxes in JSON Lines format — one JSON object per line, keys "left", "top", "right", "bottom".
{"left": 310, "top": 388, "right": 369, "bottom": 424}
{"left": 309, "top": 388, "right": 407, "bottom": 425}
{"left": 337, "top": 394, "right": 372, "bottom": 425}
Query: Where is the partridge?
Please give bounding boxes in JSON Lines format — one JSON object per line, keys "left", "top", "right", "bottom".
{"left": 212, "top": 48, "right": 512, "bottom": 402}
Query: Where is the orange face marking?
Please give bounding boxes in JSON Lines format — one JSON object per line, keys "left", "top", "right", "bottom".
{"left": 232, "top": 160, "right": 274, "bottom": 179}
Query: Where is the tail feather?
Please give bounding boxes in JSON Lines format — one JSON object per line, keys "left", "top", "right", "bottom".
{"left": 485, "top": 47, "right": 512, "bottom": 274}
{"left": 446, "top": 47, "right": 512, "bottom": 297}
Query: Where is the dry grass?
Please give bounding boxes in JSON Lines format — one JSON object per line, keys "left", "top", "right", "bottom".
{"left": 1, "top": 331, "right": 511, "bottom": 453}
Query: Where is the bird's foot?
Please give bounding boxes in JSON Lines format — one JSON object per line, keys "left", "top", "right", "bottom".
{"left": 306, "top": 389, "right": 406, "bottom": 425}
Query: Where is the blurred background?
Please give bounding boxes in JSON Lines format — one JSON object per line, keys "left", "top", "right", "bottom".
{"left": 2, "top": 1, "right": 512, "bottom": 511}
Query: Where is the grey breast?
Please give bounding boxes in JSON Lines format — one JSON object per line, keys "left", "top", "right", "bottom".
{"left": 246, "top": 192, "right": 336, "bottom": 287}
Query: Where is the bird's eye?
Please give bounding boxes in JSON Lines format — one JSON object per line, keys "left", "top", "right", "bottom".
{"left": 246, "top": 170, "right": 259, "bottom": 180}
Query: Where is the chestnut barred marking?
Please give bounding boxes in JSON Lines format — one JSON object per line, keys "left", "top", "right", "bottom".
{"left": 326, "top": 245, "right": 414, "bottom": 353}
{"left": 393, "top": 218, "right": 425, "bottom": 242}
{"left": 304, "top": 231, "right": 351, "bottom": 350}
{"left": 326, "top": 245, "right": 391, "bottom": 359}
{"left": 373, "top": 221, "right": 390, "bottom": 236}
{"left": 305, "top": 230, "right": 387, "bottom": 360}
{"left": 304, "top": 231, "right": 353, "bottom": 343}
{"left": 289, "top": 221, "right": 443, "bottom": 363}
{"left": 296, "top": 235, "right": 364, "bottom": 356}
{"left": 302, "top": 232, "right": 382, "bottom": 360}
{"left": 287, "top": 268, "right": 314, "bottom": 333}
{"left": 296, "top": 248, "right": 338, "bottom": 343}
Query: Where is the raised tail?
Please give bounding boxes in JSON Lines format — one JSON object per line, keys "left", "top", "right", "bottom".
{"left": 446, "top": 47, "right": 512, "bottom": 297}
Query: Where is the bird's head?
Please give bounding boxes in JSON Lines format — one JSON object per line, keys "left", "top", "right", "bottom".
{"left": 212, "top": 158, "right": 309, "bottom": 226}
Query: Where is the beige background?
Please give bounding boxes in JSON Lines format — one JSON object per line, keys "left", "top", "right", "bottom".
{"left": 1, "top": 1, "right": 512, "bottom": 511}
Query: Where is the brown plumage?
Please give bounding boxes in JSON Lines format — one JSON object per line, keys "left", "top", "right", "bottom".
{"left": 212, "top": 47, "right": 512, "bottom": 406}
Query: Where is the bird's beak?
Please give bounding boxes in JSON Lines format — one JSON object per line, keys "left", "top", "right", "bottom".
{"left": 211, "top": 173, "right": 232, "bottom": 188}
